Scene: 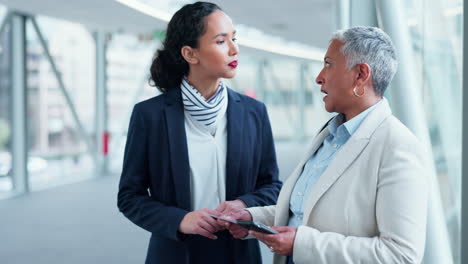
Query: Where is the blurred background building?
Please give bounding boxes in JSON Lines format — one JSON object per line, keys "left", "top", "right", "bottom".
{"left": 0, "top": 0, "right": 464, "bottom": 263}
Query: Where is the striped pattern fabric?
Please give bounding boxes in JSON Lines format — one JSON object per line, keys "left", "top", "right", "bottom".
{"left": 181, "top": 78, "right": 226, "bottom": 135}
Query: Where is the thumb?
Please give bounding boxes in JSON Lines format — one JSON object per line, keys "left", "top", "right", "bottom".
{"left": 271, "top": 226, "right": 291, "bottom": 233}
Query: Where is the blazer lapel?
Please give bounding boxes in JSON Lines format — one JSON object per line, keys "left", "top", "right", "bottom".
{"left": 302, "top": 98, "right": 393, "bottom": 221}
{"left": 275, "top": 128, "right": 330, "bottom": 226}
{"left": 302, "top": 138, "right": 370, "bottom": 220}
{"left": 225, "top": 89, "right": 244, "bottom": 200}
{"left": 165, "top": 88, "right": 191, "bottom": 211}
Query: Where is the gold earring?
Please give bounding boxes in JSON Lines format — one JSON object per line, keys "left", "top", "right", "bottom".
{"left": 353, "top": 87, "right": 365, "bottom": 97}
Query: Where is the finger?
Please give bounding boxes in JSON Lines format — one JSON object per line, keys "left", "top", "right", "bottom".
{"left": 250, "top": 230, "right": 276, "bottom": 244}
{"left": 231, "top": 231, "right": 248, "bottom": 239}
{"left": 202, "top": 213, "right": 221, "bottom": 225}
{"left": 214, "top": 220, "right": 226, "bottom": 231}
{"left": 249, "top": 230, "right": 266, "bottom": 243}
{"left": 205, "top": 208, "right": 221, "bottom": 216}
{"left": 256, "top": 236, "right": 269, "bottom": 246}
{"left": 230, "top": 224, "right": 247, "bottom": 233}
{"left": 200, "top": 218, "right": 219, "bottom": 233}
{"left": 201, "top": 209, "right": 229, "bottom": 229}
{"left": 229, "top": 224, "right": 245, "bottom": 231}
{"left": 271, "top": 226, "right": 292, "bottom": 232}
{"left": 199, "top": 214, "right": 220, "bottom": 231}
{"left": 249, "top": 230, "right": 262, "bottom": 239}
{"left": 230, "top": 228, "right": 249, "bottom": 239}
{"left": 228, "top": 225, "right": 249, "bottom": 236}
{"left": 216, "top": 219, "right": 227, "bottom": 227}
{"left": 200, "top": 223, "right": 217, "bottom": 234}
{"left": 196, "top": 226, "right": 218, "bottom": 240}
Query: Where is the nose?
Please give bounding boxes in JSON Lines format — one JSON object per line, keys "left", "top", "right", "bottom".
{"left": 229, "top": 40, "right": 239, "bottom": 56}
{"left": 316, "top": 68, "right": 325, "bottom": 85}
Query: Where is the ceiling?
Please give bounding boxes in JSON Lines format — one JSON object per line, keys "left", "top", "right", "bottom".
{"left": 219, "top": 0, "right": 334, "bottom": 49}
{"left": 0, "top": 0, "right": 168, "bottom": 33}
{"left": 0, "top": 0, "right": 335, "bottom": 57}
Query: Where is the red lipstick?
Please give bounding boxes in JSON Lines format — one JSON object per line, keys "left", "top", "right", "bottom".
{"left": 228, "top": 60, "right": 238, "bottom": 68}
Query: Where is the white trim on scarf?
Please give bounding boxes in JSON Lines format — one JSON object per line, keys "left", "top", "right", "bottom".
{"left": 181, "top": 78, "right": 227, "bottom": 136}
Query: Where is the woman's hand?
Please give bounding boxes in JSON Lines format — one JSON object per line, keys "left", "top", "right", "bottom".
{"left": 178, "top": 208, "right": 222, "bottom": 240}
{"left": 215, "top": 200, "right": 248, "bottom": 233}
{"left": 215, "top": 200, "right": 247, "bottom": 215}
{"left": 250, "top": 226, "right": 297, "bottom": 256}
{"left": 224, "top": 209, "right": 252, "bottom": 239}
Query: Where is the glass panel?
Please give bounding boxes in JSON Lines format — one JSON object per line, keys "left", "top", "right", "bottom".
{"left": 107, "top": 33, "right": 160, "bottom": 174}
{"left": 0, "top": 5, "right": 13, "bottom": 196}
{"left": 26, "top": 16, "right": 95, "bottom": 191}
{"left": 223, "top": 57, "right": 330, "bottom": 141}
{"left": 404, "top": 0, "right": 463, "bottom": 263}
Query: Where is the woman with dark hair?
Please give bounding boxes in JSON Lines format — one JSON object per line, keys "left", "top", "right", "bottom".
{"left": 117, "top": 2, "right": 282, "bottom": 263}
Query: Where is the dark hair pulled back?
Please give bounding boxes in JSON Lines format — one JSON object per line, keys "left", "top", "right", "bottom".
{"left": 149, "top": 2, "right": 222, "bottom": 92}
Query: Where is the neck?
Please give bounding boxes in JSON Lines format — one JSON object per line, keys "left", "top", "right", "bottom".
{"left": 186, "top": 72, "right": 220, "bottom": 100}
{"left": 343, "top": 95, "right": 381, "bottom": 122}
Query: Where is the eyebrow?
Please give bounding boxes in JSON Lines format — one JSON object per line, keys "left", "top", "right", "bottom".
{"left": 212, "top": 30, "right": 236, "bottom": 39}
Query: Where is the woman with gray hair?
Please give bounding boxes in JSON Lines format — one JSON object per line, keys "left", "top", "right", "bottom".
{"left": 225, "top": 26, "right": 428, "bottom": 264}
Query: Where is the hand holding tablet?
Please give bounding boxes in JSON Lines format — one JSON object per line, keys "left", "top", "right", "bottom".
{"left": 209, "top": 214, "right": 278, "bottom": 235}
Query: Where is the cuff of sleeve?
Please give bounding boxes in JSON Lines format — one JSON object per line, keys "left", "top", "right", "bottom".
{"left": 176, "top": 231, "right": 188, "bottom": 241}
{"left": 245, "top": 206, "right": 275, "bottom": 227}
{"left": 169, "top": 209, "right": 190, "bottom": 241}
{"left": 293, "top": 225, "right": 318, "bottom": 263}
{"left": 236, "top": 194, "right": 255, "bottom": 208}
{"left": 245, "top": 206, "right": 264, "bottom": 222}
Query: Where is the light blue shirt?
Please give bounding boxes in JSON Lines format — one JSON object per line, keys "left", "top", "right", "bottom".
{"left": 288, "top": 101, "right": 382, "bottom": 228}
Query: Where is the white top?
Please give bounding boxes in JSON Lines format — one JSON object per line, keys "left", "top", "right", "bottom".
{"left": 184, "top": 88, "right": 228, "bottom": 211}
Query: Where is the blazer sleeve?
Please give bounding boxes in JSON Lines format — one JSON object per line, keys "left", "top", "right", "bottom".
{"left": 246, "top": 205, "right": 276, "bottom": 227}
{"left": 292, "top": 138, "right": 429, "bottom": 264}
{"left": 237, "top": 103, "right": 282, "bottom": 207}
{"left": 117, "top": 105, "right": 189, "bottom": 241}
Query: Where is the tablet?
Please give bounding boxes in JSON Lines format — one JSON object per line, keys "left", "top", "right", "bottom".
{"left": 208, "top": 214, "right": 278, "bottom": 234}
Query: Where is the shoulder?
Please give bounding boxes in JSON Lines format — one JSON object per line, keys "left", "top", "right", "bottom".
{"left": 373, "top": 115, "right": 426, "bottom": 160}
{"left": 133, "top": 93, "right": 168, "bottom": 117}
{"left": 374, "top": 115, "right": 430, "bottom": 193}
{"left": 380, "top": 116, "right": 420, "bottom": 144}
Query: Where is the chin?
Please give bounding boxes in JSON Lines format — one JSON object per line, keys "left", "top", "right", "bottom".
{"left": 223, "top": 71, "right": 236, "bottom": 79}
{"left": 324, "top": 104, "right": 334, "bottom": 113}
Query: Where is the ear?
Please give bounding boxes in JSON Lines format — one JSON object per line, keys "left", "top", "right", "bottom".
{"left": 355, "top": 63, "right": 371, "bottom": 86}
{"left": 181, "top": 46, "right": 199, "bottom": 65}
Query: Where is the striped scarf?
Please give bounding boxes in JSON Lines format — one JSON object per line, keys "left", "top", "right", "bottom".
{"left": 181, "top": 78, "right": 227, "bottom": 135}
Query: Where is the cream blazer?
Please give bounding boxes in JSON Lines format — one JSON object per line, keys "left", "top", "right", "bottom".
{"left": 248, "top": 99, "right": 428, "bottom": 264}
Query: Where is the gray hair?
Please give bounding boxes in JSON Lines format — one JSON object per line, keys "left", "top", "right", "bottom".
{"left": 331, "top": 26, "right": 398, "bottom": 96}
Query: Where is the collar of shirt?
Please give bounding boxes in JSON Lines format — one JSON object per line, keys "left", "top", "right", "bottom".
{"left": 328, "top": 99, "right": 383, "bottom": 139}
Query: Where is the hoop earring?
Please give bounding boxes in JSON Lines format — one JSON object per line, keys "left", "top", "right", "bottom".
{"left": 353, "top": 86, "right": 365, "bottom": 97}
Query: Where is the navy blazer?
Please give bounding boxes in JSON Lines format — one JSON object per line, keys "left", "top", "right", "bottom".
{"left": 118, "top": 87, "right": 282, "bottom": 264}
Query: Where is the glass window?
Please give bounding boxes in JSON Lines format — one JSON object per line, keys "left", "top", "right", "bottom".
{"left": 224, "top": 57, "right": 330, "bottom": 141}
{"left": 404, "top": 0, "right": 462, "bottom": 263}
{"left": 107, "top": 33, "right": 160, "bottom": 174}
{"left": 0, "top": 5, "right": 13, "bottom": 196}
{"left": 26, "top": 16, "right": 96, "bottom": 191}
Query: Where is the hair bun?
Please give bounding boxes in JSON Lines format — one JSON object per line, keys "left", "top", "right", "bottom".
{"left": 149, "top": 2, "right": 221, "bottom": 93}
